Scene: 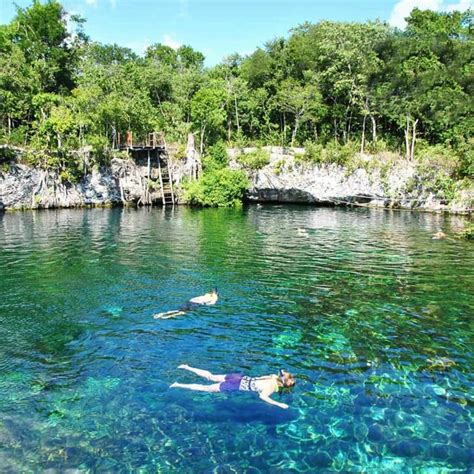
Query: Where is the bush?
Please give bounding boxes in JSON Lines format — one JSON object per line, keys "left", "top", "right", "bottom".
{"left": 235, "top": 148, "right": 270, "bottom": 170}
{"left": 87, "top": 135, "right": 111, "bottom": 166}
{"left": 273, "top": 159, "right": 286, "bottom": 175}
{"left": 456, "top": 138, "right": 474, "bottom": 178}
{"left": 0, "top": 146, "right": 16, "bottom": 163}
{"left": 202, "top": 141, "right": 229, "bottom": 171}
{"left": 184, "top": 168, "right": 250, "bottom": 207}
{"left": 295, "top": 141, "right": 359, "bottom": 167}
{"left": 296, "top": 141, "right": 324, "bottom": 164}
{"left": 324, "top": 141, "right": 359, "bottom": 166}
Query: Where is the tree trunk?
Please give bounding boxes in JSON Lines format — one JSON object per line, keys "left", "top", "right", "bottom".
{"left": 410, "top": 118, "right": 419, "bottom": 160}
{"left": 227, "top": 117, "right": 231, "bottom": 141}
{"left": 370, "top": 115, "right": 377, "bottom": 142}
{"left": 200, "top": 125, "right": 206, "bottom": 156}
{"left": 361, "top": 114, "right": 367, "bottom": 154}
{"left": 291, "top": 115, "right": 300, "bottom": 147}
{"left": 234, "top": 95, "right": 240, "bottom": 133}
{"left": 405, "top": 115, "right": 410, "bottom": 160}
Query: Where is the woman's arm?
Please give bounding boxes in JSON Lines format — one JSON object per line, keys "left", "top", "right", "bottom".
{"left": 259, "top": 392, "right": 289, "bottom": 409}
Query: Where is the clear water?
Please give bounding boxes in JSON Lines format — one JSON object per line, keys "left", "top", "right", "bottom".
{"left": 0, "top": 206, "right": 473, "bottom": 472}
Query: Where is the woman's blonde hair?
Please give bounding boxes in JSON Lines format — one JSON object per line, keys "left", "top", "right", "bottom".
{"left": 280, "top": 370, "right": 296, "bottom": 388}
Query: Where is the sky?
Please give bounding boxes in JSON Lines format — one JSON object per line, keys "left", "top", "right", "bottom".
{"left": 0, "top": 0, "right": 472, "bottom": 65}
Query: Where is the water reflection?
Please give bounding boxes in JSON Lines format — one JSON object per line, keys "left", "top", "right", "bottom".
{"left": 0, "top": 206, "right": 472, "bottom": 471}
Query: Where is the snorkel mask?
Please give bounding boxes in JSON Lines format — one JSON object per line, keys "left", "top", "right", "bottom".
{"left": 279, "top": 369, "right": 287, "bottom": 386}
{"left": 279, "top": 369, "right": 295, "bottom": 389}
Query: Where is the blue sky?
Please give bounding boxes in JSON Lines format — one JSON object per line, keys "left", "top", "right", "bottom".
{"left": 1, "top": 0, "right": 472, "bottom": 65}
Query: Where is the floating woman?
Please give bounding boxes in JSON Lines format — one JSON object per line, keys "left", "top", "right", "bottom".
{"left": 170, "top": 364, "right": 296, "bottom": 409}
{"left": 153, "top": 289, "right": 218, "bottom": 319}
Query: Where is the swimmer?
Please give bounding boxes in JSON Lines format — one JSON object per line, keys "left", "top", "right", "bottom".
{"left": 170, "top": 364, "right": 295, "bottom": 409}
{"left": 432, "top": 230, "right": 447, "bottom": 240}
{"left": 153, "top": 289, "right": 218, "bottom": 319}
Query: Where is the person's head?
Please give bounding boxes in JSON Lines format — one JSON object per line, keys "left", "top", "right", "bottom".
{"left": 278, "top": 369, "right": 296, "bottom": 388}
{"left": 210, "top": 288, "right": 218, "bottom": 296}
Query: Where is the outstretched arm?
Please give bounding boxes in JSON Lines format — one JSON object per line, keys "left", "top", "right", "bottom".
{"left": 259, "top": 392, "right": 289, "bottom": 409}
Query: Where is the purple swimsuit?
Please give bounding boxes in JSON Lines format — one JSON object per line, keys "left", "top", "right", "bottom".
{"left": 219, "top": 373, "right": 244, "bottom": 392}
{"left": 219, "top": 374, "right": 258, "bottom": 392}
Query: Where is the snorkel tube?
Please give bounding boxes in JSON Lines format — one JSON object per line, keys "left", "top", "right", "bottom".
{"left": 279, "top": 369, "right": 286, "bottom": 384}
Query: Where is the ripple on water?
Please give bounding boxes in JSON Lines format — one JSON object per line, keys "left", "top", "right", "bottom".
{"left": 0, "top": 206, "right": 472, "bottom": 471}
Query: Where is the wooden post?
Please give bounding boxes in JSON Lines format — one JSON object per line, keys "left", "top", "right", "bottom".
{"left": 147, "top": 150, "right": 151, "bottom": 204}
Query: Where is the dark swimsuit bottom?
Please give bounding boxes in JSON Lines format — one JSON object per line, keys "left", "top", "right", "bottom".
{"left": 179, "top": 301, "right": 200, "bottom": 312}
{"left": 219, "top": 374, "right": 258, "bottom": 392}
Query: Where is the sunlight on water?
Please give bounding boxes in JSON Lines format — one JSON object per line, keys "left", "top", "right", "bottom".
{"left": 0, "top": 206, "right": 473, "bottom": 471}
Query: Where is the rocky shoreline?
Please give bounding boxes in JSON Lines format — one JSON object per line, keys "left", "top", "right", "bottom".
{"left": 1, "top": 147, "right": 472, "bottom": 214}
{"left": 234, "top": 147, "right": 473, "bottom": 215}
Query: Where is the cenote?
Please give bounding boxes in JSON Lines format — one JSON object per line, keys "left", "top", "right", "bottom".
{"left": 0, "top": 205, "right": 473, "bottom": 472}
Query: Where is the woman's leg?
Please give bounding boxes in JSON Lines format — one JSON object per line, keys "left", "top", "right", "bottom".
{"left": 170, "top": 382, "right": 221, "bottom": 392}
{"left": 153, "top": 310, "right": 186, "bottom": 319}
{"left": 178, "top": 364, "right": 226, "bottom": 382}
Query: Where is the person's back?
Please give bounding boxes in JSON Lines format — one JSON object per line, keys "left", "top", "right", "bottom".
{"left": 153, "top": 289, "right": 218, "bottom": 319}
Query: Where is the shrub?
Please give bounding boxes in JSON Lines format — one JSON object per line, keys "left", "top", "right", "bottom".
{"left": 273, "top": 159, "right": 286, "bottom": 175}
{"left": 235, "top": 148, "right": 270, "bottom": 170}
{"left": 295, "top": 141, "right": 360, "bottom": 167}
{"left": 324, "top": 141, "right": 359, "bottom": 166}
{"left": 87, "top": 135, "right": 111, "bottom": 166}
{"left": 0, "top": 146, "right": 16, "bottom": 163}
{"left": 184, "top": 168, "right": 250, "bottom": 207}
{"left": 202, "top": 141, "right": 229, "bottom": 171}
{"left": 301, "top": 141, "right": 324, "bottom": 164}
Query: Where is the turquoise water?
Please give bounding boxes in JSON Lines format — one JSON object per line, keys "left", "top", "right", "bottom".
{"left": 0, "top": 206, "right": 473, "bottom": 472}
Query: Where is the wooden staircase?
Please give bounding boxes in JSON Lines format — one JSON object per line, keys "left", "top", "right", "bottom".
{"left": 157, "top": 149, "right": 175, "bottom": 206}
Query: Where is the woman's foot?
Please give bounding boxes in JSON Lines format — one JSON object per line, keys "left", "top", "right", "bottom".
{"left": 178, "top": 364, "right": 190, "bottom": 370}
{"left": 170, "top": 382, "right": 181, "bottom": 388}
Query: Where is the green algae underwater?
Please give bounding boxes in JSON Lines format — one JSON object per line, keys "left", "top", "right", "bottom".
{"left": 0, "top": 205, "right": 473, "bottom": 472}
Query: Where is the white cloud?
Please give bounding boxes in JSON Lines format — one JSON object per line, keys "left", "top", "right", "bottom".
{"left": 163, "top": 34, "right": 181, "bottom": 50}
{"left": 85, "top": 0, "right": 97, "bottom": 5}
{"left": 389, "top": 0, "right": 473, "bottom": 29}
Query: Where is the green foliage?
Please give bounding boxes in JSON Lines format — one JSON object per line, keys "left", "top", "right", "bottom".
{"left": 0, "top": 2, "right": 472, "bottom": 191}
{"left": 296, "top": 142, "right": 324, "bottom": 164}
{"left": 202, "top": 141, "right": 229, "bottom": 171}
{"left": 0, "top": 146, "right": 16, "bottom": 163}
{"left": 273, "top": 159, "right": 286, "bottom": 175}
{"left": 87, "top": 135, "right": 110, "bottom": 166}
{"left": 235, "top": 148, "right": 270, "bottom": 170}
{"left": 184, "top": 168, "right": 250, "bottom": 207}
{"left": 296, "top": 141, "right": 359, "bottom": 167}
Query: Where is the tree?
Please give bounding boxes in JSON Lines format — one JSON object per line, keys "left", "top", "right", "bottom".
{"left": 191, "top": 80, "right": 227, "bottom": 153}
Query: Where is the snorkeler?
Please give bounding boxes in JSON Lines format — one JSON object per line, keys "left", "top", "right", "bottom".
{"left": 170, "top": 364, "right": 295, "bottom": 409}
{"left": 153, "top": 289, "right": 218, "bottom": 319}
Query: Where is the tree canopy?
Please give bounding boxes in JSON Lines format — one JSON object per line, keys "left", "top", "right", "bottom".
{"left": 0, "top": 2, "right": 472, "bottom": 178}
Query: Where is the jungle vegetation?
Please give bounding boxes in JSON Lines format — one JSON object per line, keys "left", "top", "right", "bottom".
{"left": 0, "top": 1, "right": 472, "bottom": 205}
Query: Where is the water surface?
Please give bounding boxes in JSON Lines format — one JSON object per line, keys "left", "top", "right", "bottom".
{"left": 0, "top": 206, "right": 473, "bottom": 471}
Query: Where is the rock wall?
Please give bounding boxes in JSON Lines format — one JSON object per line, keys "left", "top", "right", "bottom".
{"left": 229, "top": 147, "right": 472, "bottom": 214}
{"left": 1, "top": 146, "right": 472, "bottom": 213}
{"left": 0, "top": 157, "right": 187, "bottom": 211}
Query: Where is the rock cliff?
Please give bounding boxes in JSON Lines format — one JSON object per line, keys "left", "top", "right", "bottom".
{"left": 229, "top": 147, "right": 472, "bottom": 214}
